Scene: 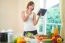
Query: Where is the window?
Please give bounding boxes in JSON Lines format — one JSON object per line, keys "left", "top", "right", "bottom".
{"left": 32, "top": 0, "right": 62, "bottom": 35}
{"left": 46, "top": 0, "right": 62, "bottom": 35}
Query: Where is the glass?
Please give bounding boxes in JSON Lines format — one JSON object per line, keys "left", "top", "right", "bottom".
{"left": 46, "top": 4, "right": 61, "bottom": 24}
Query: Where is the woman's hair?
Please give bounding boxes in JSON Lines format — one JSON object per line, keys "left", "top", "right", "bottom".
{"left": 27, "top": 1, "right": 34, "bottom": 8}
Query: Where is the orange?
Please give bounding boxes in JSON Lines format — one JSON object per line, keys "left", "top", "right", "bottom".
{"left": 17, "top": 37, "right": 26, "bottom": 43}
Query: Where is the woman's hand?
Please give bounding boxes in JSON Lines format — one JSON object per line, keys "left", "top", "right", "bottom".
{"left": 39, "top": 13, "right": 42, "bottom": 16}
{"left": 22, "top": 11, "right": 30, "bottom": 22}
{"left": 33, "top": 13, "right": 40, "bottom": 26}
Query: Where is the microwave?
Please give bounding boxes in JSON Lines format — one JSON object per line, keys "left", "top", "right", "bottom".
{"left": 0, "top": 32, "right": 8, "bottom": 42}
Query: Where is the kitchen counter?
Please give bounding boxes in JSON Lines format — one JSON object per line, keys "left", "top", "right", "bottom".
{"left": 25, "top": 38, "right": 52, "bottom": 43}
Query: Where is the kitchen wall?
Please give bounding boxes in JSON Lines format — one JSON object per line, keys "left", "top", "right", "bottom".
{"left": 0, "top": 0, "right": 28, "bottom": 35}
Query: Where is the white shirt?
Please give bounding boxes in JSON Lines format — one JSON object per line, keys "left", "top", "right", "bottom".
{"left": 23, "top": 11, "right": 36, "bottom": 31}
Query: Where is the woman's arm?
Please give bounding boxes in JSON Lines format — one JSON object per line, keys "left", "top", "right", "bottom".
{"left": 33, "top": 13, "right": 40, "bottom": 26}
{"left": 22, "top": 11, "right": 29, "bottom": 22}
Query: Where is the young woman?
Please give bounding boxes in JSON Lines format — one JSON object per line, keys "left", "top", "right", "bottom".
{"left": 22, "top": 1, "right": 40, "bottom": 36}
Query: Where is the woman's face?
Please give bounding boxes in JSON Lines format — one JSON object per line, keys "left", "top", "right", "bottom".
{"left": 28, "top": 4, "right": 34, "bottom": 11}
